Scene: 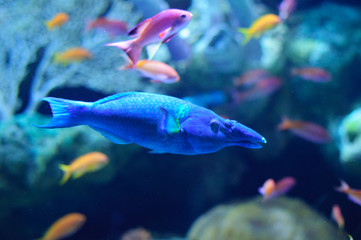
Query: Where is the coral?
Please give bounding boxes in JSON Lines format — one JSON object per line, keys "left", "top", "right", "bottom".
{"left": 121, "top": 227, "right": 152, "bottom": 240}
{"left": 0, "top": 0, "right": 165, "bottom": 120}
{"left": 0, "top": 113, "right": 139, "bottom": 221}
{"left": 187, "top": 197, "right": 346, "bottom": 240}
{"left": 337, "top": 107, "right": 361, "bottom": 177}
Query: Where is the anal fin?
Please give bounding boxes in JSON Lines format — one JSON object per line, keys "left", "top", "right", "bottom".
{"left": 92, "top": 127, "right": 131, "bottom": 144}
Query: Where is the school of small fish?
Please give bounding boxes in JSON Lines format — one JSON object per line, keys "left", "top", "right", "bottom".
{"left": 33, "top": 1, "right": 359, "bottom": 238}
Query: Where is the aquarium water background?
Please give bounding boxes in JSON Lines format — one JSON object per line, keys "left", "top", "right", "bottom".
{"left": 1, "top": 0, "right": 361, "bottom": 239}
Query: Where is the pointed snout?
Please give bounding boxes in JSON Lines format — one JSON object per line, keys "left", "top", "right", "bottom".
{"left": 230, "top": 122, "right": 267, "bottom": 149}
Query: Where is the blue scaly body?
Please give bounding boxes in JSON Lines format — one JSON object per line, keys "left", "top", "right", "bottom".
{"left": 35, "top": 92, "right": 266, "bottom": 155}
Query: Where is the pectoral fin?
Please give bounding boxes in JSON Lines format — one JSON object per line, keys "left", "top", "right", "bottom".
{"left": 159, "top": 107, "right": 181, "bottom": 135}
{"left": 158, "top": 27, "right": 172, "bottom": 40}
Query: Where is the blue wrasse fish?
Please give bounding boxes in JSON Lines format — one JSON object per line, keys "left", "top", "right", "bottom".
{"left": 34, "top": 92, "right": 266, "bottom": 155}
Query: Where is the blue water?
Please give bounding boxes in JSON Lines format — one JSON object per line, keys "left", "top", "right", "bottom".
{"left": 1, "top": 0, "right": 361, "bottom": 239}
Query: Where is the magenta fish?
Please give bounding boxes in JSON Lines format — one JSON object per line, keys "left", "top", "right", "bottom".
{"left": 278, "top": 0, "right": 297, "bottom": 20}
{"left": 336, "top": 180, "right": 361, "bottom": 206}
{"left": 232, "top": 76, "right": 281, "bottom": 104}
{"left": 291, "top": 67, "right": 331, "bottom": 82}
{"left": 106, "top": 9, "right": 192, "bottom": 67}
{"left": 278, "top": 117, "right": 331, "bottom": 143}
{"left": 233, "top": 69, "right": 269, "bottom": 87}
{"left": 258, "top": 176, "right": 296, "bottom": 201}
{"left": 86, "top": 17, "right": 128, "bottom": 37}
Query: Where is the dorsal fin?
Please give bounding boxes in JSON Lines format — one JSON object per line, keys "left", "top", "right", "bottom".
{"left": 128, "top": 18, "right": 152, "bottom": 38}
{"left": 93, "top": 92, "right": 136, "bottom": 105}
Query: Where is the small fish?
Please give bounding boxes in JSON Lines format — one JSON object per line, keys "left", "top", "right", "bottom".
{"left": 53, "top": 47, "right": 92, "bottom": 65}
{"left": 106, "top": 9, "right": 192, "bottom": 67}
{"left": 291, "top": 67, "right": 331, "bottom": 82}
{"left": 335, "top": 180, "right": 361, "bottom": 206}
{"left": 36, "top": 213, "right": 86, "bottom": 240}
{"left": 122, "top": 60, "right": 180, "bottom": 84}
{"left": 34, "top": 92, "right": 266, "bottom": 155}
{"left": 258, "top": 176, "right": 296, "bottom": 201}
{"left": 45, "top": 13, "right": 69, "bottom": 30}
{"left": 233, "top": 69, "right": 269, "bottom": 87}
{"left": 86, "top": 17, "right": 128, "bottom": 37}
{"left": 238, "top": 14, "right": 281, "bottom": 45}
{"left": 278, "top": 117, "right": 331, "bottom": 143}
{"left": 331, "top": 204, "right": 345, "bottom": 229}
{"left": 59, "top": 152, "right": 109, "bottom": 185}
{"left": 232, "top": 76, "right": 281, "bottom": 104}
{"left": 278, "top": 0, "right": 297, "bottom": 20}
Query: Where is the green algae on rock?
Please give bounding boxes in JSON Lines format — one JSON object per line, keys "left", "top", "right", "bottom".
{"left": 187, "top": 197, "right": 346, "bottom": 240}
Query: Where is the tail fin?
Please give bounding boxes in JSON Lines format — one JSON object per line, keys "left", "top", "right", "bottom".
{"left": 33, "top": 97, "right": 85, "bottom": 128}
{"left": 106, "top": 40, "right": 141, "bottom": 68}
{"left": 59, "top": 164, "right": 71, "bottom": 185}
{"left": 45, "top": 21, "right": 53, "bottom": 30}
{"left": 238, "top": 28, "right": 252, "bottom": 45}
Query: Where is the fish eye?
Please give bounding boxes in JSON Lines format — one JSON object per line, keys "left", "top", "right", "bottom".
{"left": 181, "top": 14, "right": 186, "bottom": 19}
{"left": 210, "top": 120, "right": 220, "bottom": 133}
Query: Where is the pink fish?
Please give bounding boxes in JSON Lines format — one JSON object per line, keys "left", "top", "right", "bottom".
{"left": 121, "top": 59, "right": 180, "bottom": 84}
{"left": 331, "top": 204, "right": 345, "bottom": 229}
{"left": 278, "top": 0, "right": 297, "bottom": 20}
{"left": 291, "top": 67, "right": 331, "bottom": 82}
{"left": 232, "top": 76, "right": 281, "bottom": 104}
{"left": 86, "top": 17, "right": 128, "bottom": 37}
{"left": 278, "top": 117, "right": 331, "bottom": 143}
{"left": 258, "top": 176, "right": 296, "bottom": 201}
{"left": 106, "top": 9, "right": 192, "bottom": 67}
{"left": 336, "top": 180, "right": 361, "bottom": 206}
{"left": 233, "top": 69, "right": 269, "bottom": 87}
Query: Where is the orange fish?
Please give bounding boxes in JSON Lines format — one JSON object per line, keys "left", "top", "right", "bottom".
{"left": 45, "top": 13, "right": 69, "bottom": 30}
{"left": 278, "top": 117, "right": 331, "bottom": 143}
{"left": 122, "top": 60, "right": 180, "bottom": 84}
{"left": 59, "top": 152, "right": 109, "bottom": 185}
{"left": 37, "top": 213, "right": 86, "bottom": 240}
{"left": 86, "top": 17, "right": 128, "bottom": 37}
{"left": 335, "top": 180, "right": 361, "bottom": 206}
{"left": 291, "top": 67, "right": 331, "bottom": 82}
{"left": 238, "top": 14, "right": 281, "bottom": 45}
{"left": 54, "top": 47, "right": 92, "bottom": 65}
{"left": 331, "top": 204, "right": 345, "bottom": 229}
{"left": 258, "top": 176, "right": 296, "bottom": 201}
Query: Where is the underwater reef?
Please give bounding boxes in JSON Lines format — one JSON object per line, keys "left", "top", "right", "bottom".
{"left": 1, "top": 0, "right": 361, "bottom": 239}
{"left": 187, "top": 197, "right": 346, "bottom": 240}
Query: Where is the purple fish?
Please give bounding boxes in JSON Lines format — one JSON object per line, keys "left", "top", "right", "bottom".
{"left": 279, "top": 0, "right": 297, "bottom": 20}
{"left": 106, "top": 9, "right": 192, "bottom": 67}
